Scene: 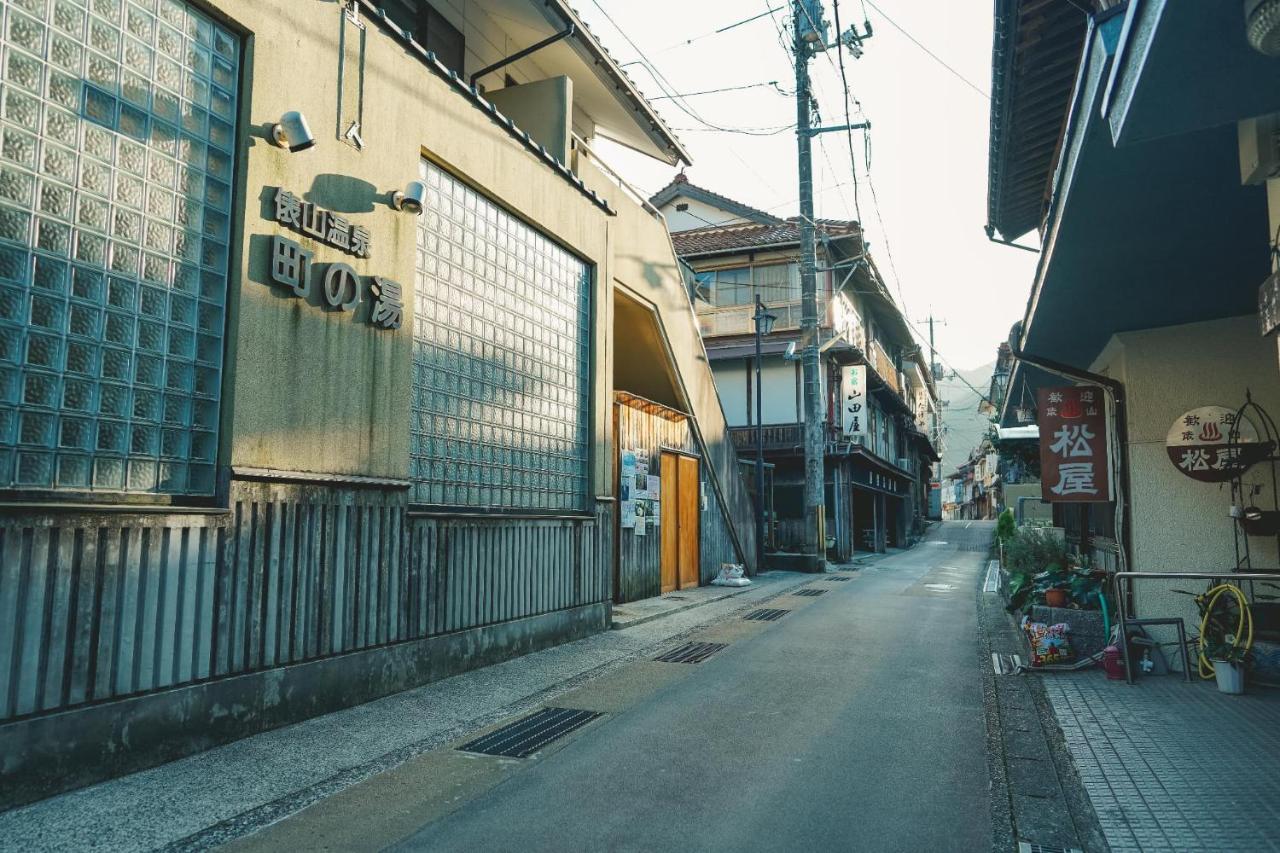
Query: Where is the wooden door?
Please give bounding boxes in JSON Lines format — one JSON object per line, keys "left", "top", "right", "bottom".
{"left": 660, "top": 452, "right": 679, "bottom": 594}
{"left": 677, "top": 455, "right": 700, "bottom": 589}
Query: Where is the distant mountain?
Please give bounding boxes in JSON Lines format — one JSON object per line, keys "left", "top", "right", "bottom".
{"left": 937, "top": 361, "right": 996, "bottom": 477}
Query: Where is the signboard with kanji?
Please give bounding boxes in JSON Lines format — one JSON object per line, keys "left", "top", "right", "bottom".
{"left": 841, "top": 365, "right": 868, "bottom": 443}
{"left": 1164, "top": 406, "right": 1263, "bottom": 483}
{"left": 1038, "top": 386, "right": 1112, "bottom": 503}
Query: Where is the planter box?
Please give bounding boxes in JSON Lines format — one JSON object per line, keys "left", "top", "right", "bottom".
{"left": 1030, "top": 605, "right": 1108, "bottom": 659}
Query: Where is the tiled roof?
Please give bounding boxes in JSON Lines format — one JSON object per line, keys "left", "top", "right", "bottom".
{"left": 671, "top": 217, "right": 861, "bottom": 257}
{"left": 649, "top": 175, "right": 782, "bottom": 226}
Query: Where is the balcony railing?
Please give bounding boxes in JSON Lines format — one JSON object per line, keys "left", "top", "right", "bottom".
{"left": 697, "top": 301, "right": 804, "bottom": 336}
{"left": 867, "top": 339, "right": 902, "bottom": 395}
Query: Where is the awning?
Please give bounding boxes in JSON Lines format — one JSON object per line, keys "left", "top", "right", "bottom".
{"left": 1016, "top": 14, "right": 1270, "bottom": 369}
{"left": 1102, "top": 0, "right": 1280, "bottom": 148}
{"left": 997, "top": 425, "right": 1040, "bottom": 440}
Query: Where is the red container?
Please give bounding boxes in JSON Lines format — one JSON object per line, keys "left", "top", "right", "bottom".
{"left": 1102, "top": 645, "right": 1126, "bottom": 680}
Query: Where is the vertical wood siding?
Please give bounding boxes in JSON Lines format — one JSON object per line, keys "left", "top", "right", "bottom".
{"left": 615, "top": 398, "right": 742, "bottom": 603}
{"left": 0, "top": 483, "right": 612, "bottom": 725}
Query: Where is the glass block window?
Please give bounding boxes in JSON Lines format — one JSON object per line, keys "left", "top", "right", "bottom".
{"left": 411, "top": 160, "right": 591, "bottom": 510}
{"left": 0, "top": 0, "right": 238, "bottom": 495}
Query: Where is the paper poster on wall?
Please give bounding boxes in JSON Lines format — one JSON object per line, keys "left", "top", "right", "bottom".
{"left": 621, "top": 449, "right": 636, "bottom": 483}
{"left": 647, "top": 475, "right": 660, "bottom": 501}
{"left": 635, "top": 515, "right": 647, "bottom": 536}
{"left": 652, "top": 500, "right": 660, "bottom": 526}
{"left": 620, "top": 481, "right": 631, "bottom": 501}
{"left": 633, "top": 466, "right": 648, "bottom": 499}
{"left": 620, "top": 500, "right": 636, "bottom": 528}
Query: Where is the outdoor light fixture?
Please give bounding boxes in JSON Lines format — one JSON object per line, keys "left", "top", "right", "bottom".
{"left": 391, "top": 180, "right": 427, "bottom": 214}
{"left": 1246, "top": 0, "right": 1280, "bottom": 56}
{"left": 269, "top": 111, "right": 316, "bottom": 152}
{"left": 755, "top": 303, "right": 779, "bottom": 336}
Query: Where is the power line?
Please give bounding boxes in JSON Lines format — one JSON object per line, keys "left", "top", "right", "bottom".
{"left": 659, "top": 5, "right": 786, "bottom": 52}
{"left": 862, "top": 0, "right": 991, "bottom": 100}
{"left": 650, "top": 80, "right": 791, "bottom": 101}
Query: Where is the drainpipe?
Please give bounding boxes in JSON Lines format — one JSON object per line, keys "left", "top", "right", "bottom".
{"left": 1011, "top": 348, "right": 1133, "bottom": 596}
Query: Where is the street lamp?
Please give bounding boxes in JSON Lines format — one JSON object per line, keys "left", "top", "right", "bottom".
{"left": 753, "top": 295, "right": 778, "bottom": 572}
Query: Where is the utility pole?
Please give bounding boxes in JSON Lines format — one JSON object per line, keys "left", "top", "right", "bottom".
{"left": 793, "top": 0, "right": 826, "bottom": 572}
{"left": 926, "top": 314, "right": 944, "bottom": 452}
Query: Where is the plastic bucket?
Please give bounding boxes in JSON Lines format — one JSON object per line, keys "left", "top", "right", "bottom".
{"left": 1213, "top": 660, "right": 1245, "bottom": 694}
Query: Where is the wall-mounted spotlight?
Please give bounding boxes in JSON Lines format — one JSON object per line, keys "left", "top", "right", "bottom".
{"left": 269, "top": 111, "right": 316, "bottom": 152}
{"left": 391, "top": 180, "right": 427, "bottom": 214}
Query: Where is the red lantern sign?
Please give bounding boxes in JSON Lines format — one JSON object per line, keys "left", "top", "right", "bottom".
{"left": 1038, "top": 386, "right": 1113, "bottom": 503}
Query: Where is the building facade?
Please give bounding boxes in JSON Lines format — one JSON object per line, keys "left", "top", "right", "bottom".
{"left": 0, "top": 0, "right": 756, "bottom": 807}
{"left": 651, "top": 176, "right": 940, "bottom": 561}
{"left": 987, "top": 1, "right": 1280, "bottom": 673}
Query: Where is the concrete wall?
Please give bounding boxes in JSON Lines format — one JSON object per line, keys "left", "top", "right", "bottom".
{"left": 487, "top": 76, "right": 573, "bottom": 164}
{"left": 1091, "top": 315, "right": 1280, "bottom": 652}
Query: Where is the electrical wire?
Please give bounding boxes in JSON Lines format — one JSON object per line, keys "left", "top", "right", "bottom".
{"left": 862, "top": 0, "right": 991, "bottom": 99}
{"left": 650, "top": 80, "right": 790, "bottom": 101}
{"left": 658, "top": 5, "right": 787, "bottom": 52}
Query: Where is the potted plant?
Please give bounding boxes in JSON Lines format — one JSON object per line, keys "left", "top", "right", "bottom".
{"left": 1205, "top": 640, "right": 1249, "bottom": 694}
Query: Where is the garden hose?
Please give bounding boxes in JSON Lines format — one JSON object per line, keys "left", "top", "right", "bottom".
{"left": 1197, "top": 584, "right": 1254, "bottom": 679}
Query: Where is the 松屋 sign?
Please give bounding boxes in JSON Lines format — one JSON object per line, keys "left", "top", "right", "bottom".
{"left": 841, "top": 365, "right": 868, "bottom": 442}
{"left": 1038, "top": 386, "right": 1112, "bottom": 503}
{"left": 1165, "top": 406, "right": 1262, "bottom": 483}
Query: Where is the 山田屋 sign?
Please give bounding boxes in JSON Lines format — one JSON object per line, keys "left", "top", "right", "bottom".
{"left": 1037, "top": 386, "right": 1113, "bottom": 503}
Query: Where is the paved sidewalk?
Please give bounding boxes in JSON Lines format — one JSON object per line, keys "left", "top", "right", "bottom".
{"left": 609, "top": 573, "right": 777, "bottom": 629}
{"left": 0, "top": 572, "right": 816, "bottom": 852}
{"left": 1045, "top": 672, "right": 1280, "bottom": 852}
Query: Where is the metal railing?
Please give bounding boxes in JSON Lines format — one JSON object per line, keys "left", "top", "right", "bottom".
{"left": 868, "top": 339, "right": 902, "bottom": 395}
{"left": 697, "top": 301, "right": 805, "bottom": 335}
{"left": 1112, "top": 571, "right": 1280, "bottom": 684}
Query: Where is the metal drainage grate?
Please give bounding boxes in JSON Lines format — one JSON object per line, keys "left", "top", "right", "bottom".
{"left": 743, "top": 608, "right": 790, "bottom": 622}
{"left": 837, "top": 567, "right": 858, "bottom": 572}
{"left": 662, "top": 595, "right": 687, "bottom": 601}
{"left": 654, "top": 641, "right": 728, "bottom": 664}
{"left": 793, "top": 588, "right": 827, "bottom": 597}
{"left": 458, "top": 707, "right": 603, "bottom": 758}
{"left": 1017, "top": 843, "right": 1082, "bottom": 853}
{"left": 823, "top": 576, "right": 852, "bottom": 582}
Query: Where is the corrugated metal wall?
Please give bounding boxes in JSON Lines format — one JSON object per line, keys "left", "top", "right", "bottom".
{"left": 0, "top": 481, "right": 612, "bottom": 725}
{"left": 615, "top": 397, "right": 742, "bottom": 603}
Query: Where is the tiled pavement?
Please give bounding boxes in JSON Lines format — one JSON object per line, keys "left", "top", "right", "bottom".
{"left": 1045, "top": 672, "right": 1280, "bottom": 852}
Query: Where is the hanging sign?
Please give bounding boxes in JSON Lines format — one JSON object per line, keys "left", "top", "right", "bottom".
{"left": 1165, "top": 406, "right": 1263, "bottom": 482}
{"left": 841, "top": 364, "right": 868, "bottom": 442}
{"left": 1038, "top": 386, "right": 1112, "bottom": 503}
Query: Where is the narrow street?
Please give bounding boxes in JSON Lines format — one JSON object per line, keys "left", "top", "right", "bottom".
{"left": 230, "top": 522, "right": 996, "bottom": 852}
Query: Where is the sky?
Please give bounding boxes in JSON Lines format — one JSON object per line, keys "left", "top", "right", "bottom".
{"left": 575, "top": 0, "right": 1040, "bottom": 372}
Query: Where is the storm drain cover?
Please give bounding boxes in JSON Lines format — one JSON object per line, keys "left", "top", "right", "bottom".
{"left": 663, "top": 595, "right": 687, "bottom": 601}
{"left": 654, "top": 641, "right": 728, "bottom": 663}
{"left": 837, "top": 567, "right": 858, "bottom": 572}
{"left": 1017, "top": 843, "right": 1082, "bottom": 853}
{"left": 743, "top": 608, "right": 790, "bottom": 622}
{"left": 458, "top": 707, "right": 603, "bottom": 758}
{"left": 823, "top": 576, "right": 852, "bottom": 582}
{"left": 793, "top": 588, "right": 827, "bottom": 597}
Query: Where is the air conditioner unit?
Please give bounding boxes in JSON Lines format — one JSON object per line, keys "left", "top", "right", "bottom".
{"left": 1238, "top": 113, "right": 1280, "bottom": 184}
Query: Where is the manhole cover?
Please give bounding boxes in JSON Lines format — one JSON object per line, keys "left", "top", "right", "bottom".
{"left": 458, "top": 707, "right": 602, "bottom": 758}
{"left": 743, "top": 608, "right": 790, "bottom": 622}
{"left": 654, "top": 641, "right": 728, "bottom": 664}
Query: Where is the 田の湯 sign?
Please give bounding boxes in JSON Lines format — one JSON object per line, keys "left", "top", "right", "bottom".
{"left": 1037, "top": 386, "right": 1112, "bottom": 503}
{"left": 1165, "top": 406, "right": 1261, "bottom": 483}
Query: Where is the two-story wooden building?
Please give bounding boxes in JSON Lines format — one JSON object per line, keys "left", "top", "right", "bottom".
{"left": 651, "top": 176, "right": 939, "bottom": 561}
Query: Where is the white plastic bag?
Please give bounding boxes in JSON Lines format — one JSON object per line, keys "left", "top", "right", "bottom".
{"left": 711, "top": 563, "right": 751, "bottom": 587}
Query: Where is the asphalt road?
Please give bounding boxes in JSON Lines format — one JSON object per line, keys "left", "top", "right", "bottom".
{"left": 384, "top": 521, "right": 996, "bottom": 853}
